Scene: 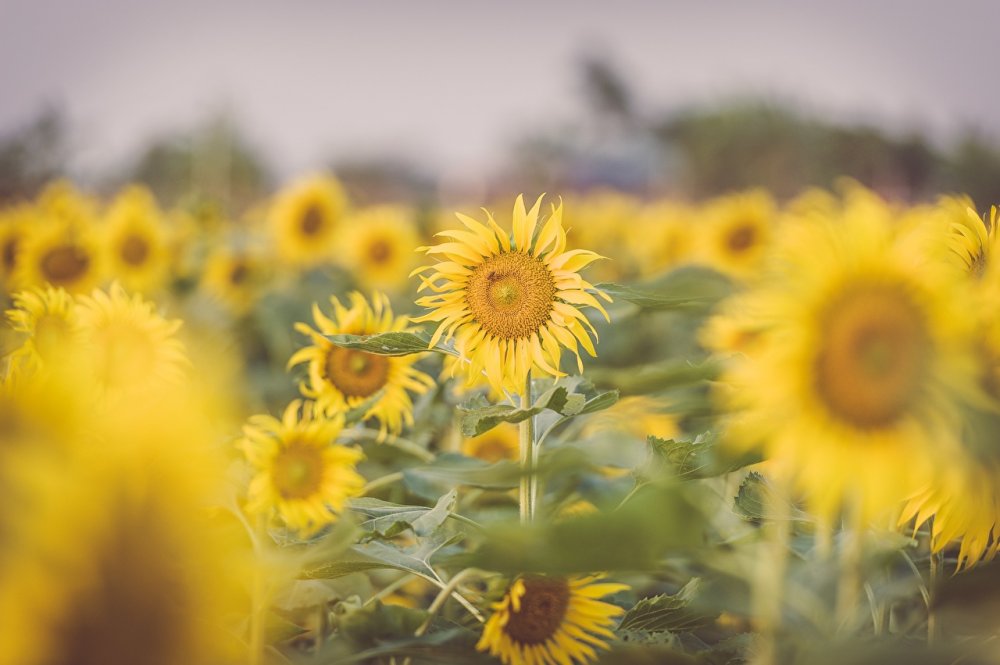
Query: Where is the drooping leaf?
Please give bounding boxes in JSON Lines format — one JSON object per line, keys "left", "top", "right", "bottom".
{"left": 618, "top": 578, "right": 712, "bottom": 634}
{"left": 350, "top": 489, "right": 460, "bottom": 538}
{"left": 301, "top": 532, "right": 461, "bottom": 581}
{"left": 588, "top": 358, "right": 720, "bottom": 396}
{"left": 598, "top": 266, "right": 732, "bottom": 314}
{"left": 458, "top": 385, "right": 585, "bottom": 437}
{"left": 324, "top": 330, "right": 453, "bottom": 357}
{"left": 641, "top": 433, "right": 759, "bottom": 482}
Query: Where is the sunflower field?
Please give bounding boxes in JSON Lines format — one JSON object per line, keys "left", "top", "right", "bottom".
{"left": 4, "top": 173, "right": 1000, "bottom": 665}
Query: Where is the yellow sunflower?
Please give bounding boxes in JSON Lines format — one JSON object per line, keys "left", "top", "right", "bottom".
{"left": 581, "top": 395, "right": 679, "bottom": 441}
{"left": 462, "top": 423, "right": 520, "bottom": 463}
{"left": 719, "top": 205, "right": 975, "bottom": 523}
{"left": 564, "top": 191, "right": 639, "bottom": 283}
{"left": 344, "top": 204, "right": 421, "bottom": 293}
{"left": 240, "top": 400, "right": 365, "bottom": 535}
{"left": 476, "top": 574, "right": 628, "bottom": 665}
{"left": 102, "top": 186, "right": 171, "bottom": 294}
{"left": 72, "top": 284, "right": 188, "bottom": 399}
{"left": 289, "top": 291, "right": 434, "bottom": 438}
{"left": 941, "top": 197, "right": 997, "bottom": 278}
{"left": 0, "top": 204, "right": 31, "bottom": 287}
{"left": 15, "top": 211, "right": 104, "bottom": 294}
{"left": 5, "top": 285, "right": 77, "bottom": 373}
{"left": 698, "top": 190, "right": 776, "bottom": 280}
{"left": 200, "top": 245, "right": 269, "bottom": 315}
{"left": 270, "top": 173, "right": 348, "bottom": 267}
{"left": 413, "top": 195, "right": 611, "bottom": 395}
{"left": 626, "top": 201, "right": 694, "bottom": 278}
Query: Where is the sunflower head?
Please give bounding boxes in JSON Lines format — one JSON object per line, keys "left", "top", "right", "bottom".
{"left": 289, "top": 291, "right": 434, "bottom": 438}
{"left": 241, "top": 400, "right": 365, "bottom": 535}
{"left": 15, "top": 211, "right": 104, "bottom": 294}
{"left": 102, "top": 186, "right": 171, "bottom": 294}
{"left": 699, "top": 190, "right": 775, "bottom": 279}
{"left": 270, "top": 173, "right": 348, "bottom": 267}
{"left": 201, "top": 246, "right": 269, "bottom": 314}
{"left": 344, "top": 205, "right": 421, "bottom": 292}
{"left": 476, "top": 574, "right": 628, "bottom": 665}
{"left": 462, "top": 423, "right": 519, "bottom": 463}
{"left": 940, "top": 197, "right": 997, "bottom": 279}
{"left": 5, "top": 285, "right": 78, "bottom": 374}
{"left": 413, "top": 195, "right": 611, "bottom": 394}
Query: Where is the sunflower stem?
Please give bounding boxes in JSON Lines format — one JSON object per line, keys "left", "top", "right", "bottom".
{"left": 751, "top": 475, "right": 790, "bottom": 665}
{"left": 835, "top": 498, "right": 864, "bottom": 633}
{"left": 928, "top": 542, "right": 940, "bottom": 646}
{"left": 519, "top": 372, "right": 536, "bottom": 524}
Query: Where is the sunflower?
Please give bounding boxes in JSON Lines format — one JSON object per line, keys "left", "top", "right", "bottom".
{"left": 564, "top": 191, "right": 639, "bottom": 283}
{"left": 15, "top": 211, "right": 104, "bottom": 294}
{"left": 0, "top": 204, "right": 31, "bottom": 287}
{"left": 240, "top": 400, "right": 365, "bottom": 535}
{"left": 102, "top": 186, "right": 171, "bottom": 294}
{"left": 476, "top": 574, "right": 628, "bottom": 665}
{"left": 413, "top": 195, "right": 611, "bottom": 395}
{"left": 626, "top": 201, "right": 694, "bottom": 278}
{"left": 270, "top": 173, "right": 348, "bottom": 267}
{"left": 941, "top": 196, "right": 997, "bottom": 278}
{"left": 200, "top": 245, "right": 269, "bottom": 314}
{"left": 698, "top": 190, "right": 775, "bottom": 280}
{"left": 289, "top": 291, "right": 434, "bottom": 437}
{"left": 718, "top": 205, "right": 975, "bottom": 523}
{"left": 72, "top": 284, "right": 188, "bottom": 399}
{"left": 344, "top": 204, "right": 421, "bottom": 293}
{"left": 5, "top": 285, "right": 77, "bottom": 373}
{"left": 582, "top": 395, "right": 679, "bottom": 441}
{"left": 463, "top": 423, "right": 519, "bottom": 463}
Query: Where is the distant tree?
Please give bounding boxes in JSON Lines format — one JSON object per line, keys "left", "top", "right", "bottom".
{"left": 0, "top": 108, "right": 69, "bottom": 204}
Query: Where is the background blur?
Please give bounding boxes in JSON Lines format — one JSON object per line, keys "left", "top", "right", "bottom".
{"left": 3, "top": 0, "right": 1000, "bottom": 210}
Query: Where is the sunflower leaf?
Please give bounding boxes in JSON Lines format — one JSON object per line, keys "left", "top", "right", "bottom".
{"left": 598, "top": 268, "right": 732, "bottom": 314}
{"left": 733, "top": 472, "right": 812, "bottom": 524}
{"left": 617, "top": 578, "right": 712, "bottom": 634}
{"left": 349, "top": 490, "right": 459, "bottom": 538}
{"left": 324, "top": 330, "right": 453, "bottom": 357}
{"left": 457, "top": 385, "right": 585, "bottom": 436}
{"left": 301, "top": 534, "right": 461, "bottom": 581}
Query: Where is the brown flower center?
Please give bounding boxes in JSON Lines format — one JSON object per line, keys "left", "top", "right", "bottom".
{"left": 814, "top": 285, "right": 929, "bottom": 429}
{"left": 466, "top": 252, "right": 556, "bottom": 340}
{"left": 272, "top": 441, "right": 325, "bottom": 500}
{"left": 229, "top": 261, "right": 249, "bottom": 286}
{"left": 368, "top": 238, "right": 393, "bottom": 265}
{"left": 504, "top": 576, "right": 571, "bottom": 645}
{"left": 120, "top": 234, "right": 150, "bottom": 267}
{"left": 727, "top": 223, "right": 757, "bottom": 253}
{"left": 40, "top": 244, "right": 90, "bottom": 286}
{"left": 324, "top": 346, "right": 390, "bottom": 398}
{"left": 2, "top": 236, "right": 20, "bottom": 272}
{"left": 300, "top": 204, "right": 325, "bottom": 236}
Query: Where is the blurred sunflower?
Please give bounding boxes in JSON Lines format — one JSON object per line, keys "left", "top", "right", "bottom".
{"left": 719, "top": 208, "right": 975, "bottom": 523}
{"left": 0, "top": 204, "right": 31, "bottom": 287}
{"left": 6, "top": 286, "right": 77, "bottom": 373}
{"left": 344, "top": 205, "right": 421, "bottom": 293}
{"left": 15, "top": 214, "right": 104, "bottom": 294}
{"left": 201, "top": 246, "right": 268, "bottom": 315}
{"left": 942, "top": 197, "right": 997, "bottom": 278}
{"left": 476, "top": 574, "right": 627, "bottom": 665}
{"left": 270, "top": 173, "right": 347, "bottom": 267}
{"left": 290, "top": 291, "right": 434, "bottom": 437}
{"left": 102, "top": 186, "right": 171, "bottom": 294}
{"left": 582, "top": 395, "right": 680, "bottom": 441}
{"left": 413, "top": 195, "right": 610, "bottom": 395}
{"left": 241, "top": 400, "right": 364, "bottom": 535}
{"left": 462, "top": 423, "right": 519, "bottom": 463}
{"left": 626, "top": 201, "right": 693, "bottom": 278}
{"left": 73, "top": 284, "right": 187, "bottom": 399}
{"left": 699, "top": 190, "right": 775, "bottom": 280}
{"left": 564, "top": 191, "right": 639, "bottom": 283}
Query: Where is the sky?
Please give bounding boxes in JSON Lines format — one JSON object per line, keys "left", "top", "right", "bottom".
{"left": 2, "top": 0, "right": 999, "bottom": 183}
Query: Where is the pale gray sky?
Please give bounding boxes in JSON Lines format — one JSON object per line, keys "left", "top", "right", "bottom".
{"left": 2, "top": 0, "right": 998, "bottom": 182}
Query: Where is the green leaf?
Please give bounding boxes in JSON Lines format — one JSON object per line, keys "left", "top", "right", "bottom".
{"left": 324, "top": 330, "right": 452, "bottom": 357}
{"left": 642, "top": 433, "right": 758, "bottom": 482}
{"left": 458, "top": 385, "right": 585, "bottom": 437}
{"left": 733, "top": 472, "right": 812, "bottom": 524}
{"left": 598, "top": 266, "right": 732, "bottom": 314}
{"left": 618, "top": 578, "right": 712, "bottom": 634}
{"left": 301, "top": 532, "right": 461, "bottom": 581}
{"left": 587, "top": 358, "right": 720, "bottom": 396}
{"left": 578, "top": 388, "right": 620, "bottom": 415}
{"left": 350, "top": 489, "right": 458, "bottom": 538}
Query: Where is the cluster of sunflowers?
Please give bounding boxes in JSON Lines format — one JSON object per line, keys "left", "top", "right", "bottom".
{"left": 3, "top": 172, "right": 1000, "bottom": 665}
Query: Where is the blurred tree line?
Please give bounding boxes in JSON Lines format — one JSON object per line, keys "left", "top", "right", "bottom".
{"left": 2, "top": 56, "right": 999, "bottom": 208}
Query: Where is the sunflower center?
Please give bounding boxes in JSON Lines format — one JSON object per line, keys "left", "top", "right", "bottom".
{"left": 229, "top": 262, "right": 248, "bottom": 286}
{"left": 120, "top": 234, "right": 150, "bottom": 266}
{"left": 324, "top": 346, "right": 390, "bottom": 398}
{"left": 300, "top": 204, "right": 325, "bottom": 236}
{"left": 727, "top": 223, "right": 757, "bottom": 253}
{"left": 466, "top": 252, "right": 556, "bottom": 340}
{"left": 814, "top": 286, "right": 929, "bottom": 429}
{"left": 272, "top": 442, "right": 325, "bottom": 499}
{"left": 504, "top": 576, "right": 571, "bottom": 645}
{"left": 40, "top": 244, "right": 90, "bottom": 285}
{"left": 2, "top": 236, "right": 19, "bottom": 271}
{"left": 368, "top": 239, "right": 393, "bottom": 265}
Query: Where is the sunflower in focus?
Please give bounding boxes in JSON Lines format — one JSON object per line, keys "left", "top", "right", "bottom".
{"left": 344, "top": 205, "right": 421, "bottom": 292}
{"left": 413, "top": 195, "right": 610, "bottom": 395}
{"left": 719, "top": 207, "right": 975, "bottom": 523}
{"left": 15, "top": 213, "right": 104, "bottom": 294}
{"left": 270, "top": 173, "right": 347, "bottom": 267}
{"left": 6, "top": 286, "right": 77, "bottom": 373}
{"left": 476, "top": 574, "right": 627, "bottom": 665}
{"left": 462, "top": 423, "right": 519, "bottom": 463}
{"left": 290, "top": 291, "right": 434, "bottom": 438}
{"left": 241, "top": 400, "right": 364, "bottom": 535}
{"left": 699, "top": 190, "right": 775, "bottom": 280}
{"left": 73, "top": 284, "right": 187, "bottom": 399}
{"left": 201, "top": 246, "right": 269, "bottom": 314}
{"left": 102, "top": 186, "right": 171, "bottom": 294}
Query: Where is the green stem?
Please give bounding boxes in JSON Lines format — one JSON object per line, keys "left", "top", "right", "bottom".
{"left": 751, "top": 476, "right": 790, "bottom": 665}
{"left": 414, "top": 569, "right": 483, "bottom": 637}
{"left": 361, "top": 471, "right": 405, "bottom": 495}
{"left": 519, "top": 372, "right": 535, "bottom": 524}
{"left": 928, "top": 541, "right": 940, "bottom": 646}
{"left": 835, "top": 497, "right": 864, "bottom": 632}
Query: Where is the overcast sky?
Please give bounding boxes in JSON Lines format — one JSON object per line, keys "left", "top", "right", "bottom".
{"left": 2, "top": 0, "right": 999, "bottom": 183}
